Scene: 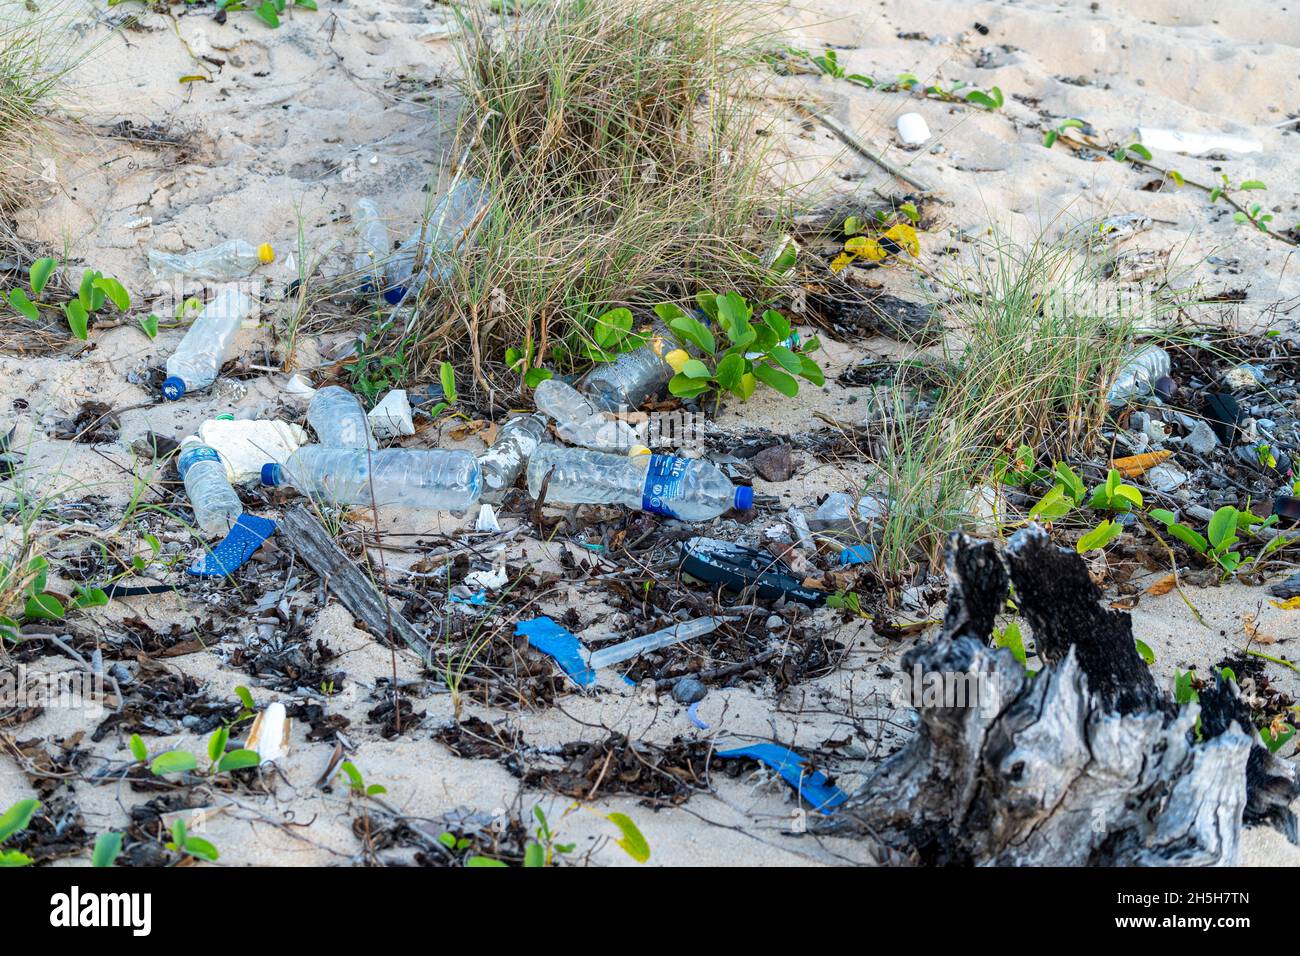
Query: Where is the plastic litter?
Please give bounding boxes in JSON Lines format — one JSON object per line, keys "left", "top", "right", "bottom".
{"left": 307, "top": 385, "right": 377, "bottom": 450}
{"left": 477, "top": 412, "right": 550, "bottom": 502}
{"left": 1274, "top": 496, "right": 1300, "bottom": 522}
{"left": 715, "top": 743, "right": 848, "bottom": 813}
{"left": 1137, "top": 127, "right": 1262, "bottom": 155}
{"left": 1203, "top": 393, "right": 1244, "bottom": 443}
{"left": 281, "top": 373, "right": 317, "bottom": 396}
{"left": 245, "top": 702, "right": 291, "bottom": 764}
{"left": 475, "top": 503, "right": 500, "bottom": 533}
{"left": 587, "top": 617, "right": 729, "bottom": 670}
{"left": 896, "top": 112, "right": 931, "bottom": 145}
{"left": 529, "top": 447, "right": 751, "bottom": 521}
{"left": 839, "top": 544, "right": 875, "bottom": 565}
{"left": 162, "top": 286, "right": 257, "bottom": 400}
{"left": 262, "top": 446, "right": 480, "bottom": 511}
{"left": 681, "top": 536, "right": 824, "bottom": 604}
{"left": 178, "top": 437, "right": 243, "bottom": 538}
{"left": 384, "top": 177, "right": 491, "bottom": 304}
{"left": 533, "top": 378, "right": 641, "bottom": 453}
{"left": 188, "top": 514, "right": 277, "bottom": 577}
{"left": 516, "top": 617, "right": 595, "bottom": 687}
{"left": 196, "top": 418, "right": 309, "bottom": 484}
{"left": 368, "top": 389, "right": 415, "bottom": 440}
{"left": 1107, "top": 344, "right": 1171, "bottom": 406}
{"left": 148, "top": 238, "right": 273, "bottom": 282}
{"left": 807, "top": 491, "right": 888, "bottom": 532}
{"left": 582, "top": 321, "right": 677, "bottom": 412}
{"left": 351, "top": 198, "right": 391, "bottom": 295}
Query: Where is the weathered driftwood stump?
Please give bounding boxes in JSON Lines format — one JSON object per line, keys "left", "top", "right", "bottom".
{"left": 834, "top": 526, "right": 1299, "bottom": 866}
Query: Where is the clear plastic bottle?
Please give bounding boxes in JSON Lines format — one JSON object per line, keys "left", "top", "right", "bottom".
{"left": 478, "top": 413, "right": 549, "bottom": 502}
{"left": 178, "top": 438, "right": 243, "bottom": 538}
{"left": 583, "top": 321, "right": 676, "bottom": 412}
{"left": 527, "top": 446, "right": 752, "bottom": 521}
{"left": 534, "top": 378, "right": 640, "bottom": 453}
{"left": 306, "top": 386, "right": 377, "bottom": 450}
{"left": 384, "top": 178, "right": 491, "bottom": 305}
{"left": 352, "top": 199, "right": 391, "bottom": 295}
{"left": 162, "top": 286, "right": 257, "bottom": 400}
{"left": 1107, "top": 344, "right": 1170, "bottom": 406}
{"left": 148, "top": 239, "right": 273, "bottom": 282}
{"left": 261, "top": 446, "right": 481, "bottom": 512}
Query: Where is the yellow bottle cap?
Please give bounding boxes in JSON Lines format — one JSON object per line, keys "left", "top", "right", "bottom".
{"left": 257, "top": 242, "right": 275, "bottom": 264}
{"left": 628, "top": 444, "right": 652, "bottom": 457}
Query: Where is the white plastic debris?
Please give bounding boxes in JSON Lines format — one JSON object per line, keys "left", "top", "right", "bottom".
{"left": 197, "top": 418, "right": 309, "bottom": 484}
{"left": 1137, "top": 127, "right": 1262, "bottom": 155}
{"left": 465, "top": 566, "right": 508, "bottom": 591}
{"left": 245, "top": 702, "right": 291, "bottom": 764}
{"left": 586, "top": 617, "right": 732, "bottom": 670}
{"left": 368, "top": 389, "right": 415, "bottom": 439}
{"left": 475, "top": 503, "right": 501, "bottom": 533}
{"left": 1146, "top": 462, "right": 1188, "bottom": 493}
{"left": 281, "top": 373, "right": 317, "bottom": 396}
{"left": 896, "top": 112, "right": 931, "bottom": 146}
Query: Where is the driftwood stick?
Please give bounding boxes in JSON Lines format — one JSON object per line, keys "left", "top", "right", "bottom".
{"left": 805, "top": 109, "right": 935, "bottom": 194}
{"left": 280, "top": 505, "right": 435, "bottom": 664}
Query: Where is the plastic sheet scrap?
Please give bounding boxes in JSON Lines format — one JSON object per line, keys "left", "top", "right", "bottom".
{"left": 716, "top": 743, "right": 848, "bottom": 814}
{"left": 188, "top": 514, "right": 277, "bottom": 578}
{"left": 516, "top": 616, "right": 596, "bottom": 687}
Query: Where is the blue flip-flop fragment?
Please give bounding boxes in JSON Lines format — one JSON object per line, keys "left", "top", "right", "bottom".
{"left": 516, "top": 616, "right": 596, "bottom": 687}
{"left": 716, "top": 743, "right": 848, "bottom": 814}
{"left": 187, "top": 514, "right": 277, "bottom": 578}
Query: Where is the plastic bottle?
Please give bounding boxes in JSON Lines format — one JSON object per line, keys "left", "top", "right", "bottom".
{"left": 306, "top": 386, "right": 377, "bottom": 450}
{"left": 352, "top": 199, "right": 391, "bottom": 295}
{"left": 261, "top": 446, "right": 481, "bottom": 511}
{"left": 1107, "top": 345, "right": 1171, "bottom": 406}
{"left": 527, "top": 446, "right": 752, "bottom": 521}
{"left": 162, "top": 286, "right": 257, "bottom": 400}
{"left": 384, "top": 178, "right": 491, "bottom": 305}
{"left": 178, "top": 438, "right": 243, "bottom": 538}
{"left": 583, "top": 321, "right": 676, "bottom": 412}
{"left": 148, "top": 239, "right": 273, "bottom": 282}
{"left": 534, "top": 378, "right": 640, "bottom": 453}
{"left": 478, "top": 413, "right": 549, "bottom": 502}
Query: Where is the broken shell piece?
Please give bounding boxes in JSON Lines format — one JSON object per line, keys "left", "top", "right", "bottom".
{"left": 896, "top": 112, "right": 931, "bottom": 146}
{"left": 245, "top": 702, "right": 291, "bottom": 764}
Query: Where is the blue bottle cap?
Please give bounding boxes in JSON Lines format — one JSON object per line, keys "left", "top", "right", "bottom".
{"left": 733, "top": 485, "right": 754, "bottom": 511}
{"left": 382, "top": 285, "right": 407, "bottom": 305}
{"left": 260, "top": 462, "right": 283, "bottom": 487}
{"left": 161, "top": 376, "right": 186, "bottom": 401}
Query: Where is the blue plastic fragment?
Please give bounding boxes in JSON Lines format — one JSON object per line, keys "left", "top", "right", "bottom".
{"left": 716, "top": 743, "right": 847, "bottom": 813}
{"left": 687, "top": 701, "right": 709, "bottom": 729}
{"left": 450, "top": 590, "right": 488, "bottom": 605}
{"left": 839, "top": 544, "right": 875, "bottom": 566}
{"left": 515, "top": 616, "right": 596, "bottom": 687}
{"left": 187, "top": 514, "right": 277, "bottom": 578}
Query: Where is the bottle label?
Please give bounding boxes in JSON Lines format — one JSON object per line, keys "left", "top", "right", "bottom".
{"left": 178, "top": 445, "right": 221, "bottom": 479}
{"left": 642, "top": 454, "right": 690, "bottom": 517}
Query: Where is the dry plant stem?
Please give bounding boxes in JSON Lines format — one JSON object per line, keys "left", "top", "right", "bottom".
{"left": 803, "top": 108, "right": 935, "bottom": 193}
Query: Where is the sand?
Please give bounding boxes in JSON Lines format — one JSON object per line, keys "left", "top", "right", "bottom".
{"left": 1, "top": 0, "right": 1298, "bottom": 866}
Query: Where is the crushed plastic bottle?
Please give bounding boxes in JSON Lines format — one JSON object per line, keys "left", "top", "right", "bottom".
{"left": 148, "top": 239, "right": 273, "bottom": 283}
{"left": 527, "top": 446, "right": 752, "bottom": 521}
{"left": 162, "top": 286, "right": 257, "bottom": 400}
{"left": 307, "top": 386, "right": 377, "bottom": 450}
{"left": 352, "top": 199, "right": 392, "bottom": 295}
{"left": 477, "top": 413, "right": 549, "bottom": 502}
{"left": 384, "top": 178, "right": 491, "bottom": 305}
{"left": 261, "top": 446, "right": 480, "bottom": 512}
{"left": 179, "top": 438, "right": 243, "bottom": 538}
{"left": 583, "top": 321, "right": 677, "bottom": 412}
{"left": 533, "top": 378, "right": 641, "bottom": 453}
{"left": 1107, "top": 344, "right": 1171, "bottom": 406}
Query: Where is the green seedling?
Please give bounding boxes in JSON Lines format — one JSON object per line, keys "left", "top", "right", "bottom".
{"left": 92, "top": 831, "right": 124, "bottom": 868}
{"left": 338, "top": 760, "right": 387, "bottom": 797}
{"left": 166, "top": 818, "right": 219, "bottom": 863}
{"left": 0, "top": 799, "right": 40, "bottom": 867}
{"left": 5, "top": 258, "right": 131, "bottom": 341}
{"left": 1042, "top": 117, "right": 1085, "bottom": 149}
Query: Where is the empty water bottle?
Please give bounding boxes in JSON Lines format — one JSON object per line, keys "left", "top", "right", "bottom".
{"left": 527, "top": 446, "right": 752, "bottom": 521}
{"left": 1107, "top": 345, "right": 1170, "bottom": 406}
{"left": 179, "top": 438, "right": 243, "bottom": 538}
{"left": 148, "top": 239, "right": 273, "bottom": 282}
{"left": 534, "top": 378, "right": 640, "bottom": 453}
{"left": 352, "top": 199, "right": 392, "bottom": 295}
{"left": 478, "top": 413, "right": 549, "bottom": 502}
{"left": 261, "top": 446, "right": 481, "bottom": 511}
{"left": 162, "top": 286, "right": 257, "bottom": 400}
{"left": 384, "top": 178, "right": 491, "bottom": 305}
{"left": 583, "top": 322, "right": 676, "bottom": 412}
{"left": 307, "top": 386, "right": 377, "bottom": 450}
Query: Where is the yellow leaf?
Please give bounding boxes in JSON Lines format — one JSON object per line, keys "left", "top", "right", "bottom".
{"left": 844, "top": 236, "right": 887, "bottom": 261}
{"left": 882, "top": 222, "right": 921, "bottom": 257}
{"left": 829, "top": 252, "right": 854, "bottom": 274}
{"left": 1271, "top": 596, "right": 1300, "bottom": 610}
{"left": 663, "top": 348, "right": 689, "bottom": 373}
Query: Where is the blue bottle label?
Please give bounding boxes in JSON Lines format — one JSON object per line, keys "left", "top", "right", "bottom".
{"left": 642, "top": 454, "right": 690, "bottom": 517}
{"left": 178, "top": 445, "right": 221, "bottom": 479}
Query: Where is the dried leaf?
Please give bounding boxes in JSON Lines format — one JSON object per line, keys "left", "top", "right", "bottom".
{"left": 1111, "top": 450, "right": 1171, "bottom": 479}
{"left": 1146, "top": 574, "right": 1177, "bottom": 596}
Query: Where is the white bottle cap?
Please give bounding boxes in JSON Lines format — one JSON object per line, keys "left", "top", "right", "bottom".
{"left": 896, "top": 112, "right": 931, "bottom": 146}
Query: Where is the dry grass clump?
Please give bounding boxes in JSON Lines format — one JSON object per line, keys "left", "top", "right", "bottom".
{"left": 0, "top": 6, "right": 66, "bottom": 210}
{"left": 403, "top": 0, "right": 786, "bottom": 387}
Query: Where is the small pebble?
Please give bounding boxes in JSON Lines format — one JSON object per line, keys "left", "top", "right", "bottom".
{"left": 671, "top": 678, "right": 707, "bottom": 705}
